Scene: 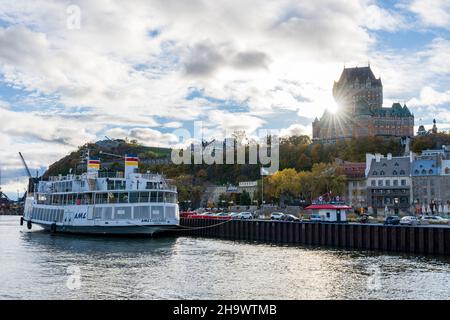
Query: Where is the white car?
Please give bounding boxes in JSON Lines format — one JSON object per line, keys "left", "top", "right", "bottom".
{"left": 420, "top": 215, "right": 449, "bottom": 223}
{"left": 400, "top": 216, "right": 420, "bottom": 225}
{"left": 229, "top": 212, "right": 240, "bottom": 219}
{"left": 270, "top": 212, "right": 286, "bottom": 220}
{"left": 310, "top": 214, "right": 322, "bottom": 222}
{"left": 238, "top": 212, "right": 253, "bottom": 219}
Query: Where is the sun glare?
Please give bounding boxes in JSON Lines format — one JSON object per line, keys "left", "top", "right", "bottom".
{"left": 327, "top": 104, "right": 339, "bottom": 114}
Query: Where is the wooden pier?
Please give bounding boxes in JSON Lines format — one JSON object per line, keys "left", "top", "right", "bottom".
{"left": 179, "top": 218, "right": 450, "bottom": 255}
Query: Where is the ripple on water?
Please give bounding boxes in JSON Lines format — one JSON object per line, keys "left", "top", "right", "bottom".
{"left": 1, "top": 216, "right": 450, "bottom": 299}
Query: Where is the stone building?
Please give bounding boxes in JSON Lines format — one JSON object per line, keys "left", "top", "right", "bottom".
{"left": 313, "top": 66, "right": 414, "bottom": 143}
{"left": 365, "top": 153, "right": 413, "bottom": 214}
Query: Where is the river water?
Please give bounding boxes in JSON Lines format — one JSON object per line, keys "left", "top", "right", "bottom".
{"left": 0, "top": 216, "right": 449, "bottom": 300}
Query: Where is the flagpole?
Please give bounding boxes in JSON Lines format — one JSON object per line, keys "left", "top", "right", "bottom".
{"left": 261, "top": 169, "right": 264, "bottom": 208}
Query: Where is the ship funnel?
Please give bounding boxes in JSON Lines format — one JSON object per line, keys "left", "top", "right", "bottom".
{"left": 125, "top": 154, "right": 139, "bottom": 178}
{"left": 87, "top": 158, "right": 100, "bottom": 175}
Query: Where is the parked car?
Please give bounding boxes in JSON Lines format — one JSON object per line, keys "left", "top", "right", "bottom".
{"left": 419, "top": 215, "right": 449, "bottom": 224}
{"left": 229, "top": 212, "right": 240, "bottom": 219}
{"left": 310, "top": 214, "right": 322, "bottom": 222}
{"left": 400, "top": 216, "right": 420, "bottom": 226}
{"left": 270, "top": 212, "right": 286, "bottom": 220}
{"left": 384, "top": 216, "right": 400, "bottom": 225}
{"left": 283, "top": 214, "right": 300, "bottom": 222}
{"left": 238, "top": 212, "right": 253, "bottom": 219}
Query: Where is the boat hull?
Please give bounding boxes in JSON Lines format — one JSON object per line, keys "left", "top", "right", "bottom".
{"left": 29, "top": 220, "right": 178, "bottom": 236}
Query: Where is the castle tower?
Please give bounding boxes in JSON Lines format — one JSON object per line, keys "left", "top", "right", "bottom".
{"left": 332, "top": 65, "right": 383, "bottom": 114}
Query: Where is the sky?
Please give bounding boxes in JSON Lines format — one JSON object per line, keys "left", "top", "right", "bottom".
{"left": 1, "top": 0, "right": 450, "bottom": 199}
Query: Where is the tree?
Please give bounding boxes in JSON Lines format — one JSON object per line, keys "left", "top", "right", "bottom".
{"left": 239, "top": 190, "right": 251, "bottom": 206}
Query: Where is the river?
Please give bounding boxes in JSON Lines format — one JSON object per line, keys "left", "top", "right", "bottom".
{"left": 0, "top": 216, "right": 449, "bottom": 299}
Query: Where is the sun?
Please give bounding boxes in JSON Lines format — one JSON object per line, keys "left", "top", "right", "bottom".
{"left": 327, "top": 104, "right": 339, "bottom": 114}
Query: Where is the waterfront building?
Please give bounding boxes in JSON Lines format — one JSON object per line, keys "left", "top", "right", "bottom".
{"left": 365, "top": 153, "right": 413, "bottom": 214}
{"left": 312, "top": 65, "right": 414, "bottom": 144}
{"left": 412, "top": 146, "right": 450, "bottom": 214}
{"left": 335, "top": 159, "right": 366, "bottom": 209}
{"left": 203, "top": 181, "right": 258, "bottom": 207}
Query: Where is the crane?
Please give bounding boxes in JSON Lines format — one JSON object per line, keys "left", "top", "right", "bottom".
{"left": 18, "top": 152, "right": 32, "bottom": 179}
{"left": 99, "top": 151, "right": 124, "bottom": 159}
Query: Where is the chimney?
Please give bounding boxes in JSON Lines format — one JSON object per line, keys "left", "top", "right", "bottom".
{"left": 125, "top": 154, "right": 139, "bottom": 178}
{"left": 387, "top": 153, "right": 392, "bottom": 160}
{"left": 375, "top": 153, "right": 382, "bottom": 162}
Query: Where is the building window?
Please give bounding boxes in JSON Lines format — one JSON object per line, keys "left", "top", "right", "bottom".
{"left": 378, "top": 180, "right": 383, "bottom": 186}
{"left": 401, "top": 180, "right": 406, "bottom": 186}
{"left": 386, "top": 180, "right": 390, "bottom": 186}
{"left": 393, "top": 180, "right": 398, "bottom": 186}
{"left": 371, "top": 180, "right": 376, "bottom": 186}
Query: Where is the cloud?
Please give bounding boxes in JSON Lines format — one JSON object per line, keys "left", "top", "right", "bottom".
{"left": 279, "top": 124, "right": 311, "bottom": 137}
{"left": 163, "top": 121, "right": 183, "bottom": 129}
{"left": 408, "top": 86, "right": 450, "bottom": 107}
{"left": 104, "top": 127, "right": 178, "bottom": 147}
{"left": 0, "top": 0, "right": 448, "bottom": 195}
{"left": 409, "top": 0, "right": 450, "bottom": 30}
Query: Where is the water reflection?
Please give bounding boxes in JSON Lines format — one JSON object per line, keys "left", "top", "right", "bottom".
{"left": 1, "top": 216, "right": 450, "bottom": 300}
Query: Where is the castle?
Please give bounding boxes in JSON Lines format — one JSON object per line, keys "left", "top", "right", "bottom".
{"left": 312, "top": 66, "right": 414, "bottom": 143}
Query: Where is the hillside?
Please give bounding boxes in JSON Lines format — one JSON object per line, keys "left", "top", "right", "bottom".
{"left": 42, "top": 133, "right": 450, "bottom": 207}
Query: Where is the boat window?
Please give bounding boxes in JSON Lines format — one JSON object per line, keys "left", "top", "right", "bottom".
{"left": 150, "top": 191, "right": 158, "bottom": 202}
{"left": 108, "top": 192, "right": 119, "bottom": 204}
{"left": 129, "top": 192, "right": 139, "bottom": 203}
{"left": 157, "top": 192, "right": 164, "bottom": 202}
{"left": 165, "top": 192, "right": 176, "bottom": 203}
{"left": 139, "top": 192, "right": 150, "bottom": 203}
{"left": 95, "top": 193, "right": 108, "bottom": 204}
{"left": 146, "top": 182, "right": 156, "bottom": 189}
{"left": 107, "top": 179, "right": 126, "bottom": 190}
{"left": 326, "top": 212, "right": 330, "bottom": 218}
{"left": 67, "top": 193, "right": 75, "bottom": 205}
{"left": 82, "top": 193, "right": 93, "bottom": 205}
{"left": 118, "top": 193, "right": 129, "bottom": 203}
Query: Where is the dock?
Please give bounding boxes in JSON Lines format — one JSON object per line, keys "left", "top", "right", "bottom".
{"left": 180, "top": 218, "right": 450, "bottom": 255}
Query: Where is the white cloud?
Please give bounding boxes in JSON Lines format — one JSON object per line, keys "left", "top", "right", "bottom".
{"left": 279, "top": 124, "right": 311, "bottom": 137}
{"left": 104, "top": 127, "right": 178, "bottom": 147}
{"left": 409, "top": 0, "right": 450, "bottom": 30}
{"left": 0, "top": 0, "right": 447, "bottom": 187}
{"left": 408, "top": 86, "right": 450, "bottom": 107}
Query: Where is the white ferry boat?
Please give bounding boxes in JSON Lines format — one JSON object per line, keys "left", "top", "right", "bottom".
{"left": 21, "top": 154, "right": 180, "bottom": 235}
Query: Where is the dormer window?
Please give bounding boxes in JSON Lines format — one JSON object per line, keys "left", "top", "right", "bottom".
{"left": 373, "top": 171, "right": 378, "bottom": 176}
{"left": 422, "top": 169, "right": 426, "bottom": 175}
{"left": 382, "top": 163, "right": 387, "bottom": 167}
{"left": 380, "top": 170, "right": 385, "bottom": 176}
{"left": 400, "top": 170, "right": 406, "bottom": 175}
{"left": 394, "top": 162, "right": 399, "bottom": 166}
{"left": 429, "top": 169, "right": 433, "bottom": 174}
{"left": 393, "top": 170, "right": 398, "bottom": 175}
